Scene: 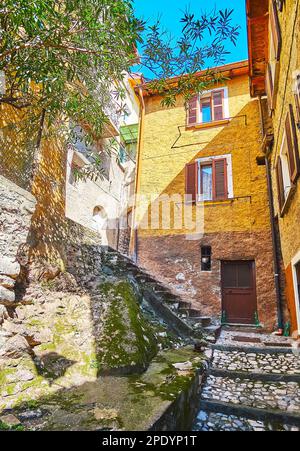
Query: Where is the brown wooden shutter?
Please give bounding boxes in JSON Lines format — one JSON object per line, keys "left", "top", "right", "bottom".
{"left": 276, "top": 157, "right": 285, "bottom": 212}
{"left": 213, "top": 159, "right": 227, "bottom": 200}
{"left": 185, "top": 161, "right": 198, "bottom": 203}
{"left": 212, "top": 91, "right": 224, "bottom": 121}
{"left": 285, "top": 104, "right": 300, "bottom": 183}
{"left": 266, "top": 63, "right": 274, "bottom": 111}
{"left": 270, "top": 0, "right": 282, "bottom": 60}
{"left": 187, "top": 95, "right": 198, "bottom": 126}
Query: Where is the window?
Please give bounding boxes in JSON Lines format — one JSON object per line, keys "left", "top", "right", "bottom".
{"left": 187, "top": 88, "right": 228, "bottom": 126}
{"left": 200, "top": 164, "right": 213, "bottom": 201}
{"left": 276, "top": 104, "right": 300, "bottom": 214}
{"left": 266, "top": 0, "right": 282, "bottom": 112}
{"left": 200, "top": 159, "right": 228, "bottom": 201}
{"left": 185, "top": 155, "right": 231, "bottom": 203}
{"left": 119, "top": 146, "right": 127, "bottom": 165}
{"left": 201, "top": 246, "right": 212, "bottom": 271}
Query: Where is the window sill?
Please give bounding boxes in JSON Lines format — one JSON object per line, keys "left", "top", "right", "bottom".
{"left": 186, "top": 119, "right": 230, "bottom": 131}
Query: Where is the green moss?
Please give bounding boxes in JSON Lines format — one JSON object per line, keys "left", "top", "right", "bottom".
{"left": 96, "top": 281, "right": 158, "bottom": 373}
{"left": 0, "top": 420, "right": 25, "bottom": 431}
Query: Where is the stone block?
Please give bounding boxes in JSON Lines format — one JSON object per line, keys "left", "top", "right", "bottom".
{"left": 0, "top": 257, "right": 20, "bottom": 278}
{"left": 0, "top": 285, "right": 15, "bottom": 305}
{"left": 0, "top": 275, "right": 15, "bottom": 289}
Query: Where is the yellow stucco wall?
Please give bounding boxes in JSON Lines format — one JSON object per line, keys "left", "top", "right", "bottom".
{"left": 270, "top": 0, "right": 300, "bottom": 267}
{"left": 0, "top": 103, "right": 67, "bottom": 264}
{"left": 136, "top": 74, "right": 271, "bottom": 237}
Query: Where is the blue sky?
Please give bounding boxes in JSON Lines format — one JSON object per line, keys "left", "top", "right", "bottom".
{"left": 133, "top": 0, "right": 248, "bottom": 78}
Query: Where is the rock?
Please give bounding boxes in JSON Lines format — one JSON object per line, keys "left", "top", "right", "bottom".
{"left": 16, "top": 369, "right": 35, "bottom": 381}
{"left": 94, "top": 408, "right": 119, "bottom": 421}
{"left": 175, "top": 273, "right": 186, "bottom": 282}
{"left": 0, "top": 305, "right": 9, "bottom": 324}
{"left": 0, "top": 335, "right": 34, "bottom": 359}
{"left": 0, "top": 257, "right": 20, "bottom": 278}
{"left": 172, "top": 361, "right": 193, "bottom": 371}
{"left": 0, "top": 414, "right": 21, "bottom": 427}
{"left": 18, "top": 409, "right": 43, "bottom": 421}
{"left": 0, "top": 275, "right": 15, "bottom": 289}
{"left": 0, "top": 285, "right": 15, "bottom": 305}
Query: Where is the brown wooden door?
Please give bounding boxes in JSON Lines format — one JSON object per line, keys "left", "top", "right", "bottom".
{"left": 221, "top": 261, "right": 257, "bottom": 325}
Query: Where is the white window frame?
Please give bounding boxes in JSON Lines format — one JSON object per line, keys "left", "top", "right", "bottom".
{"left": 291, "top": 250, "right": 300, "bottom": 335}
{"left": 198, "top": 87, "right": 230, "bottom": 124}
{"left": 279, "top": 131, "right": 292, "bottom": 202}
{"left": 196, "top": 154, "right": 233, "bottom": 202}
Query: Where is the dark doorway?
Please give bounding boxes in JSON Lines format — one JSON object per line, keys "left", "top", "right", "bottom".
{"left": 221, "top": 260, "right": 257, "bottom": 325}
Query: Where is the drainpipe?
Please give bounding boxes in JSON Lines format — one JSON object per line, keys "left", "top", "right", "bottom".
{"left": 258, "top": 96, "right": 284, "bottom": 331}
{"left": 129, "top": 87, "right": 145, "bottom": 263}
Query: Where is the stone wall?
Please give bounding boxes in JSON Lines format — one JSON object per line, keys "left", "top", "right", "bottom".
{"left": 137, "top": 230, "right": 278, "bottom": 331}
{"left": 268, "top": 0, "right": 300, "bottom": 334}
{"left": 0, "top": 176, "right": 36, "bottom": 321}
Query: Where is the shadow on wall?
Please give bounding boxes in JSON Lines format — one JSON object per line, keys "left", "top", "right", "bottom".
{"left": 134, "top": 100, "right": 281, "bottom": 329}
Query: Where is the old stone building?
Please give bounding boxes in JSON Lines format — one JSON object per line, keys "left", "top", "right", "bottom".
{"left": 132, "top": 61, "right": 279, "bottom": 331}
{"left": 247, "top": 0, "right": 300, "bottom": 335}
{"left": 65, "top": 73, "right": 141, "bottom": 253}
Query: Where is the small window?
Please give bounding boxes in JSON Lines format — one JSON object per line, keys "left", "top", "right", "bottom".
{"left": 201, "top": 246, "right": 212, "bottom": 271}
{"left": 199, "top": 159, "right": 228, "bottom": 201}
{"left": 187, "top": 89, "right": 226, "bottom": 126}
{"left": 119, "top": 146, "right": 127, "bottom": 165}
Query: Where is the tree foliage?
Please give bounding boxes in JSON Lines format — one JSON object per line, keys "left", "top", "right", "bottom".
{"left": 140, "top": 8, "right": 240, "bottom": 106}
{"left": 0, "top": 1, "right": 240, "bottom": 180}
{"left": 0, "top": 0, "right": 143, "bottom": 136}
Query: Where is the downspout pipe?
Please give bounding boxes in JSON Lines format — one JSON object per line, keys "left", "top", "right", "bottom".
{"left": 130, "top": 87, "right": 145, "bottom": 263}
{"left": 258, "top": 96, "right": 284, "bottom": 331}
{"left": 265, "top": 156, "right": 284, "bottom": 331}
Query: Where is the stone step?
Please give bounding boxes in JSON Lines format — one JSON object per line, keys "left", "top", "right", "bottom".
{"left": 178, "top": 301, "right": 192, "bottom": 309}
{"left": 187, "top": 316, "right": 212, "bottom": 327}
{"left": 194, "top": 405, "right": 300, "bottom": 431}
{"left": 201, "top": 375, "right": 300, "bottom": 414}
{"left": 204, "top": 325, "right": 222, "bottom": 335}
{"left": 178, "top": 308, "right": 202, "bottom": 317}
{"left": 209, "top": 368, "right": 300, "bottom": 383}
{"left": 212, "top": 343, "right": 296, "bottom": 355}
{"left": 212, "top": 349, "right": 300, "bottom": 376}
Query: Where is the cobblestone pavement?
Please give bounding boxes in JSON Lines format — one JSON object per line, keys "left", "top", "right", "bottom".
{"left": 213, "top": 350, "right": 300, "bottom": 375}
{"left": 194, "top": 411, "right": 299, "bottom": 431}
{"left": 193, "top": 330, "right": 300, "bottom": 432}
{"left": 202, "top": 376, "right": 300, "bottom": 411}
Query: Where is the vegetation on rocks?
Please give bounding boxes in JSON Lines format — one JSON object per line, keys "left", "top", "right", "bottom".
{"left": 96, "top": 281, "right": 158, "bottom": 375}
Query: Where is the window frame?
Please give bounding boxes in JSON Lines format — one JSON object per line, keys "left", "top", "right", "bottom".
{"left": 197, "top": 154, "right": 232, "bottom": 202}
{"left": 201, "top": 246, "right": 212, "bottom": 272}
{"left": 187, "top": 87, "right": 229, "bottom": 127}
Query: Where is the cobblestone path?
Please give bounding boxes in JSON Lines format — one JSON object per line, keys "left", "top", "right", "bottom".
{"left": 194, "top": 330, "right": 300, "bottom": 431}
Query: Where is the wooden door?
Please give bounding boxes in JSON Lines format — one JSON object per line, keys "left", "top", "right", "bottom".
{"left": 221, "top": 261, "right": 257, "bottom": 325}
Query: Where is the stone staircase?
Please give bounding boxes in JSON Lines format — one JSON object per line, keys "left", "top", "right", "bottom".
{"left": 100, "top": 248, "right": 221, "bottom": 342}
{"left": 194, "top": 330, "right": 300, "bottom": 431}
